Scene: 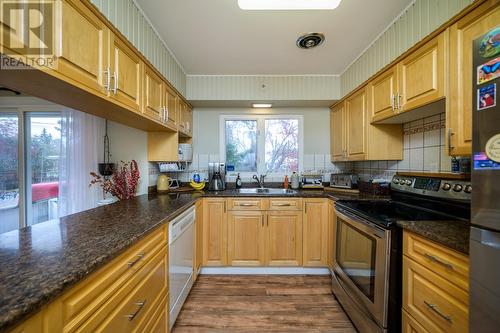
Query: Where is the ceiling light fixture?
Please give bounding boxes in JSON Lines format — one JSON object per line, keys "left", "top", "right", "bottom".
{"left": 252, "top": 103, "right": 273, "bottom": 108}
{"left": 238, "top": 0, "right": 342, "bottom": 10}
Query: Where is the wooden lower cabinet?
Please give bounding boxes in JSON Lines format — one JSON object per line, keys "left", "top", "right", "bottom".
{"left": 402, "top": 232, "right": 469, "bottom": 333}
{"left": 193, "top": 200, "right": 203, "bottom": 280}
{"left": 303, "top": 199, "right": 329, "bottom": 267}
{"left": 327, "top": 200, "right": 336, "bottom": 270}
{"left": 227, "top": 211, "right": 266, "bottom": 266}
{"left": 402, "top": 309, "right": 429, "bottom": 333}
{"left": 202, "top": 199, "right": 227, "bottom": 266}
{"left": 266, "top": 211, "right": 303, "bottom": 267}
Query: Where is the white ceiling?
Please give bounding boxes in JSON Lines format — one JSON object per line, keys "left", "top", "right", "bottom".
{"left": 136, "top": 0, "right": 413, "bottom": 75}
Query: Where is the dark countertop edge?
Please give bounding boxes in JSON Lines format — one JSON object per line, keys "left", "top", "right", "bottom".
{"left": 396, "top": 220, "right": 470, "bottom": 255}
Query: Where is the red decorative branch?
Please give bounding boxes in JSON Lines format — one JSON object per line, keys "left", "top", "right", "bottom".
{"left": 89, "top": 160, "right": 140, "bottom": 200}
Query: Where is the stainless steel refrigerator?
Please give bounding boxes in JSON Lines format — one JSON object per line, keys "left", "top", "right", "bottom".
{"left": 470, "top": 26, "right": 500, "bottom": 332}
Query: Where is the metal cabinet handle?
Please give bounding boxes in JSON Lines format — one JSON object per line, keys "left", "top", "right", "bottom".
{"left": 275, "top": 203, "right": 292, "bottom": 207}
{"left": 104, "top": 67, "right": 111, "bottom": 91}
{"left": 125, "top": 300, "right": 146, "bottom": 321}
{"left": 397, "top": 94, "right": 402, "bottom": 112}
{"left": 165, "top": 106, "right": 169, "bottom": 122}
{"left": 424, "top": 301, "right": 453, "bottom": 323}
{"left": 448, "top": 128, "right": 455, "bottom": 154}
{"left": 423, "top": 253, "right": 454, "bottom": 270}
{"left": 239, "top": 203, "right": 256, "bottom": 207}
{"left": 127, "top": 253, "right": 145, "bottom": 268}
{"left": 391, "top": 94, "right": 395, "bottom": 111}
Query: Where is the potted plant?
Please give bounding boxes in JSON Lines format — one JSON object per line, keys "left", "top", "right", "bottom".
{"left": 90, "top": 160, "right": 140, "bottom": 204}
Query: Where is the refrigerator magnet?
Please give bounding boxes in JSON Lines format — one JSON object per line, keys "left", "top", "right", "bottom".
{"left": 477, "top": 56, "right": 500, "bottom": 84}
{"left": 479, "top": 27, "right": 500, "bottom": 59}
{"left": 478, "top": 83, "right": 496, "bottom": 111}
{"left": 486, "top": 134, "right": 500, "bottom": 163}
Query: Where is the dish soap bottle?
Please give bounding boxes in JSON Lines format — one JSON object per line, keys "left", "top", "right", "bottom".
{"left": 235, "top": 173, "right": 242, "bottom": 189}
{"left": 284, "top": 175, "right": 289, "bottom": 190}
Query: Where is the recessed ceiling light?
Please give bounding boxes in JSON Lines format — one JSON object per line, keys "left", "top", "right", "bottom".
{"left": 253, "top": 103, "right": 273, "bottom": 108}
{"left": 238, "top": 0, "right": 342, "bottom": 10}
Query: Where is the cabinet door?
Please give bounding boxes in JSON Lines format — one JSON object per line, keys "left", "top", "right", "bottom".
{"left": 368, "top": 66, "right": 398, "bottom": 123}
{"left": 402, "top": 309, "right": 430, "bottom": 333}
{"left": 266, "top": 211, "right": 303, "bottom": 267}
{"left": 194, "top": 200, "right": 203, "bottom": 280}
{"left": 55, "top": 0, "right": 109, "bottom": 96}
{"left": 109, "top": 33, "right": 142, "bottom": 113}
{"left": 202, "top": 199, "right": 227, "bottom": 266}
{"left": 327, "top": 201, "right": 336, "bottom": 271}
{"left": 164, "top": 85, "right": 178, "bottom": 128}
{"left": 345, "top": 88, "right": 366, "bottom": 161}
{"left": 185, "top": 106, "right": 193, "bottom": 136}
{"left": 330, "top": 103, "right": 345, "bottom": 161}
{"left": 303, "top": 199, "right": 329, "bottom": 267}
{"left": 448, "top": 2, "right": 499, "bottom": 156}
{"left": 227, "top": 211, "right": 266, "bottom": 266}
{"left": 143, "top": 66, "right": 163, "bottom": 122}
{"left": 178, "top": 101, "right": 187, "bottom": 131}
{"left": 398, "top": 32, "right": 445, "bottom": 112}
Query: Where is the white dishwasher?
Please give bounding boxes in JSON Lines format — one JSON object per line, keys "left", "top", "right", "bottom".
{"left": 169, "top": 206, "right": 195, "bottom": 329}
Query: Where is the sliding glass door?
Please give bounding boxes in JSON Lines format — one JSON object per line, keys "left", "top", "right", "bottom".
{"left": 0, "top": 113, "right": 20, "bottom": 233}
{"left": 25, "top": 113, "right": 62, "bottom": 226}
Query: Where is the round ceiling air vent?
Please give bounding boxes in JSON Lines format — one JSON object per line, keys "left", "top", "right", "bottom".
{"left": 296, "top": 33, "right": 325, "bottom": 49}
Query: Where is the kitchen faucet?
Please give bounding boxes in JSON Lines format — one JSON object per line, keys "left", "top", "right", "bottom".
{"left": 253, "top": 174, "right": 266, "bottom": 188}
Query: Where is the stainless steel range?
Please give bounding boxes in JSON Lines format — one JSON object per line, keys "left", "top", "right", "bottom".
{"left": 332, "top": 175, "right": 471, "bottom": 333}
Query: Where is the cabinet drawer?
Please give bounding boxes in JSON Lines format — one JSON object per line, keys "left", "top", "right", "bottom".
{"left": 402, "top": 309, "right": 429, "bottom": 333}
{"left": 140, "top": 293, "right": 168, "bottom": 333}
{"left": 227, "top": 198, "right": 265, "bottom": 210}
{"left": 403, "top": 232, "right": 468, "bottom": 291}
{"left": 268, "top": 198, "right": 302, "bottom": 211}
{"left": 79, "top": 245, "right": 168, "bottom": 332}
{"left": 47, "top": 225, "right": 167, "bottom": 332}
{"left": 403, "top": 256, "right": 468, "bottom": 333}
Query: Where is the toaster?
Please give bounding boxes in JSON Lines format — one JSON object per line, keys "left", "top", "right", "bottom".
{"left": 330, "top": 173, "right": 358, "bottom": 189}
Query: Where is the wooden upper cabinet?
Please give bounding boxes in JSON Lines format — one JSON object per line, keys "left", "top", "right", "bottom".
{"left": 54, "top": 0, "right": 109, "bottom": 96}
{"left": 266, "top": 211, "right": 303, "bottom": 267}
{"left": 227, "top": 211, "right": 266, "bottom": 266}
{"left": 303, "top": 199, "right": 329, "bottom": 267}
{"left": 202, "top": 199, "right": 227, "bottom": 266}
{"left": 368, "top": 66, "right": 398, "bottom": 123}
{"left": 330, "top": 102, "right": 346, "bottom": 161}
{"left": 345, "top": 88, "right": 367, "bottom": 161}
{"left": 178, "top": 101, "right": 187, "bottom": 131}
{"left": 397, "top": 32, "right": 446, "bottom": 113}
{"left": 164, "top": 85, "right": 178, "bottom": 129}
{"left": 143, "top": 66, "right": 164, "bottom": 122}
{"left": 108, "top": 33, "right": 143, "bottom": 113}
{"left": 448, "top": 2, "right": 499, "bottom": 156}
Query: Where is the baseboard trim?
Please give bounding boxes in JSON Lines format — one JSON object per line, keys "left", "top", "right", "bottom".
{"left": 200, "top": 267, "right": 331, "bottom": 275}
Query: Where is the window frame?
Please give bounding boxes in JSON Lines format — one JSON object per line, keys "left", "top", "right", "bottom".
{"left": 0, "top": 98, "right": 62, "bottom": 230}
{"left": 220, "top": 114, "right": 304, "bottom": 177}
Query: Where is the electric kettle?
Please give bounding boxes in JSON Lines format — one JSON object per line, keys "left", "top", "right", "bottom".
{"left": 157, "top": 174, "right": 171, "bottom": 191}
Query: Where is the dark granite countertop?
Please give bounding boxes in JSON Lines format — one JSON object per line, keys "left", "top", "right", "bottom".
{"left": 397, "top": 220, "right": 470, "bottom": 255}
{"left": 0, "top": 188, "right": 466, "bottom": 331}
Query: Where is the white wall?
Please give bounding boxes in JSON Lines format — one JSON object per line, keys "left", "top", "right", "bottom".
{"left": 193, "top": 107, "right": 331, "bottom": 156}
{"left": 107, "top": 121, "right": 149, "bottom": 195}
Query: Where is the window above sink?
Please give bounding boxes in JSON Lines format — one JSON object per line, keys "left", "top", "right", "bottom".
{"left": 221, "top": 115, "right": 304, "bottom": 177}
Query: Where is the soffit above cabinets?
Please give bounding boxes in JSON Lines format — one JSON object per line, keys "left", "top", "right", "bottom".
{"left": 135, "top": 0, "right": 412, "bottom": 75}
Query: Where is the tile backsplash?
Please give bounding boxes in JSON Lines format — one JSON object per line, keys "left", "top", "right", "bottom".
{"left": 352, "top": 113, "right": 452, "bottom": 181}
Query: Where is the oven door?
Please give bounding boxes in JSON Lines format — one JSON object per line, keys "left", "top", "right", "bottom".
{"left": 333, "top": 207, "right": 391, "bottom": 329}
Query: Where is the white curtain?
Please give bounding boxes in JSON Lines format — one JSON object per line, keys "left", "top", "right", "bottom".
{"left": 58, "top": 109, "right": 104, "bottom": 217}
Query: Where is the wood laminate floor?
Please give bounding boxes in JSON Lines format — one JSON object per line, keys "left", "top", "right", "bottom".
{"left": 172, "top": 275, "right": 356, "bottom": 333}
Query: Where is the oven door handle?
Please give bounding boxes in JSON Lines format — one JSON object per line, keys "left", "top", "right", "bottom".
{"left": 335, "top": 207, "right": 387, "bottom": 239}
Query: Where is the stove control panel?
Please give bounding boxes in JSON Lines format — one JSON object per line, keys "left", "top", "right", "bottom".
{"left": 391, "top": 176, "right": 471, "bottom": 201}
